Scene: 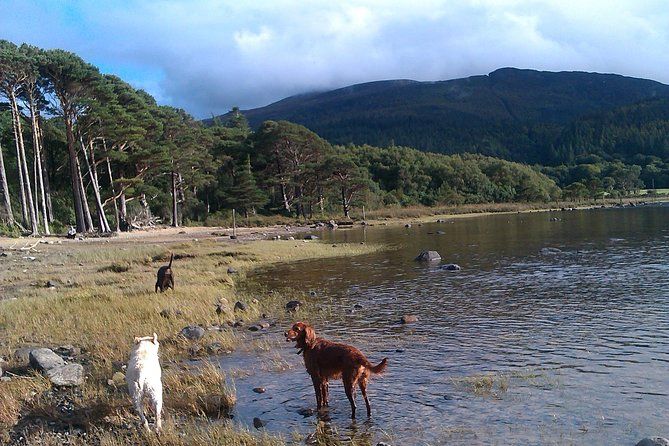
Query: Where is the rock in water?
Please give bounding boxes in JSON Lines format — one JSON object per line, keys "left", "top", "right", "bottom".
{"left": 180, "top": 325, "right": 205, "bottom": 341}
{"left": 636, "top": 439, "right": 669, "bottom": 446}
{"left": 253, "top": 417, "right": 266, "bottom": 429}
{"left": 46, "top": 363, "right": 84, "bottom": 386}
{"left": 401, "top": 315, "right": 419, "bottom": 324}
{"left": 442, "top": 264, "right": 461, "bottom": 271}
{"left": 253, "top": 387, "right": 266, "bottom": 394}
{"left": 29, "top": 348, "right": 66, "bottom": 371}
{"left": 415, "top": 251, "right": 441, "bottom": 262}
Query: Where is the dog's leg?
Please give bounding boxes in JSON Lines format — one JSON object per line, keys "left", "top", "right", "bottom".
{"left": 322, "top": 380, "right": 330, "bottom": 407}
{"left": 132, "top": 385, "right": 149, "bottom": 430}
{"left": 152, "top": 388, "right": 163, "bottom": 432}
{"left": 359, "top": 375, "right": 371, "bottom": 417}
{"left": 311, "top": 375, "right": 322, "bottom": 409}
{"left": 343, "top": 374, "right": 357, "bottom": 418}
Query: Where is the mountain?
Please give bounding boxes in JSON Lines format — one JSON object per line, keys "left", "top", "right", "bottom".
{"left": 209, "top": 68, "right": 669, "bottom": 165}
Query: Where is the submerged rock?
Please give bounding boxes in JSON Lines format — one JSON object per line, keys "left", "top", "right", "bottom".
{"left": 253, "top": 417, "right": 266, "bottom": 429}
{"left": 415, "top": 251, "right": 441, "bottom": 262}
{"left": 47, "top": 363, "right": 84, "bottom": 386}
{"left": 636, "top": 439, "right": 669, "bottom": 446}
{"left": 29, "top": 348, "right": 66, "bottom": 372}
{"left": 540, "top": 247, "right": 563, "bottom": 255}
{"left": 401, "top": 315, "right": 419, "bottom": 324}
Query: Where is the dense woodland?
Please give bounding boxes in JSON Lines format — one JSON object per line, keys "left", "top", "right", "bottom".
{"left": 0, "top": 42, "right": 652, "bottom": 236}
{"left": 225, "top": 68, "right": 669, "bottom": 190}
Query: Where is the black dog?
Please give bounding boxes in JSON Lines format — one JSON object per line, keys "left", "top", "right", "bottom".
{"left": 155, "top": 253, "right": 174, "bottom": 293}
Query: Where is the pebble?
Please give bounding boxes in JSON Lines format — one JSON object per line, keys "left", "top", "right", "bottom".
{"left": 252, "top": 387, "right": 266, "bottom": 394}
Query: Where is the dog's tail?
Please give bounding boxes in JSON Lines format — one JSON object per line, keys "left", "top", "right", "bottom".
{"left": 168, "top": 252, "right": 174, "bottom": 268}
{"left": 368, "top": 358, "right": 388, "bottom": 375}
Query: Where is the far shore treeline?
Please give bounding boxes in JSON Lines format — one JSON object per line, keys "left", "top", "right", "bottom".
{"left": 0, "top": 40, "right": 650, "bottom": 236}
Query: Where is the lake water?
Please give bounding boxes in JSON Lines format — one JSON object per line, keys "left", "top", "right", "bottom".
{"left": 223, "top": 205, "right": 669, "bottom": 445}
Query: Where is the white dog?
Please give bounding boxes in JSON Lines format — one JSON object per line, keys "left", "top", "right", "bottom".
{"left": 126, "top": 333, "right": 163, "bottom": 431}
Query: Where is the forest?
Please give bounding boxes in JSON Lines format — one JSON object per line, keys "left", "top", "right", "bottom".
{"left": 0, "top": 41, "right": 649, "bottom": 236}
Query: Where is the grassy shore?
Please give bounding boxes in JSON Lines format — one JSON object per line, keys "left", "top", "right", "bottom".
{"left": 0, "top": 237, "right": 379, "bottom": 445}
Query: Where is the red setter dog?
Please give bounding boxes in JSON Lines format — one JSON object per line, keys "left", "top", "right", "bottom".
{"left": 285, "top": 321, "right": 387, "bottom": 418}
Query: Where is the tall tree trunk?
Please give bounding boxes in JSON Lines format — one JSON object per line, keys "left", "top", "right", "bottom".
{"left": 30, "top": 102, "right": 50, "bottom": 234}
{"left": 105, "top": 153, "right": 120, "bottom": 232}
{"left": 64, "top": 112, "right": 86, "bottom": 232}
{"left": 9, "top": 93, "right": 38, "bottom": 234}
{"left": 280, "top": 182, "right": 290, "bottom": 212}
{"left": 120, "top": 191, "right": 127, "bottom": 223}
{"left": 75, "top": 153, "right": 94, "bottom": 231}
{"left": 39, "top": 127, "right": 54, "bottom": 223}
{"left": 0, "top": 141, "right": 14, "bottom": 225}
{"left": 171, "top": 170, "right": 178, "bottom": 227}
{"left": 341, "top": 186, "right": 350, "bottom": 218}
{"left": 10, "top": 97, "right": 29, "bottom": 226}
{"left": 80, "top": 137, "right": 110, "bottom": 233}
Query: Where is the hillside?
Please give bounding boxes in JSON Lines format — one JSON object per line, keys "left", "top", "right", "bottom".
{"left": 210, "top": 68, "right": 669, "bottom": 165}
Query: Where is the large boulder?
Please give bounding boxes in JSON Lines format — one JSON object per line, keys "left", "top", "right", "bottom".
{"left": 415, "top": 251, "right": 441, "bottom": 262}
{"left": 29, "top": 348, "right": 66, "bottom": 372}
{"left": 180, "top": 325, "right": 205, "bottom": 341}
{"left": 636, "top": 439, "right": 669, "bottom": 446}
{"left": 46, "top": 364, "right": 84, "bottom": 387}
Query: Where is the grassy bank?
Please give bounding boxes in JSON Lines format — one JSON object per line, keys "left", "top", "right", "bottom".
{"left": 0, "top": 238, "right": 379, "bottom": 445}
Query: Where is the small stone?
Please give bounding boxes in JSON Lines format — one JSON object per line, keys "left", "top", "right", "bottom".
{"left": 0, "top": 252, "right": 9, "bottom": 257}
{"left": 234, "top": 301, "right": 247, "bottom": 312}
{"left": 46, "top": 363, "right": 84, "bottom": 386}
{"left": 435, "top": 230, "right": 445, "bottom": 235}
{"left": 297, "top": 407, "right": 316, "bottom": 417}
{"left": 287, "top": 236, "right": 295, "bottom": 240}
{"left": 110, "top": 371, "right": 125, "bottom": 386}
{"left": 253, "top": 417, "right": 266, "bottom": 429}
{"left": 248, "top": 325, "right": 261, "bottom": 332}
{"left": 401, "top": 315, "right": 419, "bottom": 324}
{"left": 227, "top": 266, "right": 238, "bottom": 274}
{"left": 353, "top": 304, "right": 363, "bottom": 309}
{"left": 258, "top": 322, "right": 270, "bottom": 329}
{"left": 442, "top": 264, "right": 461, "bottom": 271}
{"left": 55, "top": 345, "right": 81, "bottom": 357}
{"left": 253, "top": 387, "right": 266, "bottom": 394}
{"left": 415, "top": 251, "right": 441, "bottom": 262}
{"left": 45, "top": 280, "right": 57, "bottom": 288}
{"left": 304, "top": 235, "right": 319, "bottom": 240}
{"left": 233, "top": 320, "right": 245, "bottom": 328}
{"left": 206, "top": 342, "right": 224, "bottom": 355}
{"left": 188, "top": 344, "right": 203, "bottom": 356}
{"left": 29, "top": 348, "right": 66, "bottom": 371}
{"left": 13, "top": 347, "right": 35, "bottom": 366}
{"left": 405, "top": 224, "right": 412, "bottom": 228}
{"left": 309, "top": 290, "right": 317, "bottom": 297}
{"left": 180, "top": 325, "right": 205, "bottom": 341}
{"left": 159, "top": 308, "right": 173, "bottom": 318}
{"left": 285, "top": 300, "right": 301, "bottom": 312}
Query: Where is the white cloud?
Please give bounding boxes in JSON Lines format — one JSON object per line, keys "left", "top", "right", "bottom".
{"left": 1, "top": 0, "right": 668, "bottom": 117}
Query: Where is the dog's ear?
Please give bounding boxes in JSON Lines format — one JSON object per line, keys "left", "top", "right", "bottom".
{"left": 303, "top": 324, "right": 316, "bottom": 348}
{"left": 152, "top": 333, "right": 158, "bottom": 344}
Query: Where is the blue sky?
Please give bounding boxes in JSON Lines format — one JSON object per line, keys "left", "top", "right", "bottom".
{"left": 2, "top": 0, "right": 668, "bottom": 118}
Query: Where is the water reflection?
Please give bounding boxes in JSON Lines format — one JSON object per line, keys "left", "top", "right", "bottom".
{"left": 223, "top": 205, "right": 669, "bottom": 445}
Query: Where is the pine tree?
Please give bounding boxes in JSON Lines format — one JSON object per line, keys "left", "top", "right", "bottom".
{"left": 228, "top": 155, "right": 267, "bottom": 218}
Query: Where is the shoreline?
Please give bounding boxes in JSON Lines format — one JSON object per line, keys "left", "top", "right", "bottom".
{"left": 3, "top": 197, "right": 664, "bottom": 249}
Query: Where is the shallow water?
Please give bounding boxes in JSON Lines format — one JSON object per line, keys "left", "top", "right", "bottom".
{"left": 223, "top": 205, "right": 669, "bottom": 445}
